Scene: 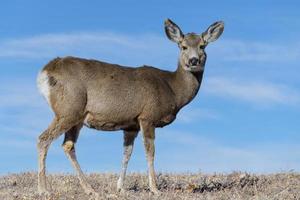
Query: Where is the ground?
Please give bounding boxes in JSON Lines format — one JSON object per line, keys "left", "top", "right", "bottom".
{"left": 0, "top": 172, "right": 299, "bottom": 200}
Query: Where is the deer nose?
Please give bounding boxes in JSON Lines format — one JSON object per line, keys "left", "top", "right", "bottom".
{"left": 189, "top": 57, "right": 199, "bottom": 66}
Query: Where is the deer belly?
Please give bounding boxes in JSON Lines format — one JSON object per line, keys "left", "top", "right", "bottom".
{"left": 156, "top": 114, "right": 176, "bottom": 127}
{"left": 83, "top": 113, "right": 137, "bottom": 131}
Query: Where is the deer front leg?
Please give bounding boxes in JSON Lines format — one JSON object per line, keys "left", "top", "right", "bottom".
{"left": 117, "top": 130, "right": 138, "bottom": 192}
{"left": 139, "top": 120, "right": 159, "bottom": 194}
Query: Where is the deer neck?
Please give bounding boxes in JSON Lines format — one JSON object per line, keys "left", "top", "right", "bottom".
{"left": 171, "top": 63, "right": 204, "bottom": 110}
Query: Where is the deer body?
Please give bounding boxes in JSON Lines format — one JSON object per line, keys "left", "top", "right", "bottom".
{"left": 39, "top": 57, "right": 202, "bottom": 131}
{"left": 37, "top": 19, "right": 224, "bottom": 198}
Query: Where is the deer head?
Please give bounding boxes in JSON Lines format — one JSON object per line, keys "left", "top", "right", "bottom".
{"left": 165, "top": 19, "right": 224, "bottom": 72}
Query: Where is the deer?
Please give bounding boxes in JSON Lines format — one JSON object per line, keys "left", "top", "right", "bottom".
{"left": 36, "top": 19, "right": 224, "bottom": 198}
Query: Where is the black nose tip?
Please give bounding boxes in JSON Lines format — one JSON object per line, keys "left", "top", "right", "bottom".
{"left": 189, "top": 57, "right": 199, "bottom": 66}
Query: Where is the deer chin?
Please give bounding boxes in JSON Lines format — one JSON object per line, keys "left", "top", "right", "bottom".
{"left": 184, "top": 64, "right": 204, "bottom": 72}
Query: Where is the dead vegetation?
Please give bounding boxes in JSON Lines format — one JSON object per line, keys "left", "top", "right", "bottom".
{"left": 0, "top": 172, "right": 299, "bottom": 200}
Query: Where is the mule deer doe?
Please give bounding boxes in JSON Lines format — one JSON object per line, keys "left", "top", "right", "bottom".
{"left": 37, "top": 19, "right": 224, "bottom": 197}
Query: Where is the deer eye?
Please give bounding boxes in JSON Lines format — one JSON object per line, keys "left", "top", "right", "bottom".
{"left": 182, "top": 46, "right": 188, "bottom": 50}
{"left": 199, "top": 45, "right": 205, "bottom": 50}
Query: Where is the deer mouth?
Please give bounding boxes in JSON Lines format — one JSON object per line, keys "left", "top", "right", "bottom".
{"left": 186, "top": 64, "right": 204, "bottom": 72}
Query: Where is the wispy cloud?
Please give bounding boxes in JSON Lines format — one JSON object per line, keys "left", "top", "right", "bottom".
{"left": 0, "top": 32, "right": 299, "bottom": 64}
{"left": 0, "top": 81, "right": 52, "bottom": 138}
{"left": 0, "top": 138, "right": 35, "bottom": 150}
{"left": 0, "top": 32, "right": 135, "bottom": 58}
{"left": 0, "top": 85, "right": 43, "bottom": 109}
{"left": 209, "top": 39, "right": 300, "bottom": 62}
{"left": 176, "top": 108, "right": 220, "bottom": 123}
{"left": 0, "top": 32, "right": 175, "bottom": 67}
{"left": 157, "top": 130, "right": 300, "bottom": 173}
{"left": 204, "top": 77, "right": 300, "bottom": 106}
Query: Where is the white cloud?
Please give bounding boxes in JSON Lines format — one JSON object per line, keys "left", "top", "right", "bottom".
{"left": 208, "top": 39, "right": 300, "bottom": 62}
{"left": 0, "top": 138, "right": 35, "bottom": 150}
{"left": 157, "top": 130, "right": 300, "bottom": 173}
{"left": 0, "top": 32, "right": 176, "bottom": 67}
{"left": 0, "top": 32, "right": 299, "bottom": 64}
{"left": 0, "top": 32, "right": 133, "bottom": 58}
{"left": 0, "top": 80, "right": 46, "bottom": 108}
{"left": 176, "top": 108, "right": 220, "bottom": 123}
{"left": 0, "top": 81, "right": 52, "bottom": 138}
{"left": 203, "top": 77, "right": 300, "bottom": 105}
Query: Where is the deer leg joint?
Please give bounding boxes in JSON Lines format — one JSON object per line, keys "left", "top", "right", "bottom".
{"left": 63, "top": 141, "right": 75, "bottom": 152}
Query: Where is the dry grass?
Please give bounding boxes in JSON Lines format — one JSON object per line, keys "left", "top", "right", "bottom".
{"left": 0, "top": 172, "right": 299, "bottom": 200}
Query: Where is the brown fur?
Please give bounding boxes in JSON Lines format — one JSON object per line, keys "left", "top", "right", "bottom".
{"left": 37, "top": 19, "right": 224, "bottom": 197}
{"left": 43, "top": 56, "right": 201, "bottom": 129}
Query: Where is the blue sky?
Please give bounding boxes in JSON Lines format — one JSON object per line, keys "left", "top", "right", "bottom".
{"left": 0, "top": 0, "right": 300, "bottom": 174}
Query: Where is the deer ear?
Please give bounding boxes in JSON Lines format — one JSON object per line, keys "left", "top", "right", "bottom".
{"left": 203, "top": 21, "right": 224, "bottom": 43}
{"left": 164, "top": 19, "right": 184, "bottom": 43}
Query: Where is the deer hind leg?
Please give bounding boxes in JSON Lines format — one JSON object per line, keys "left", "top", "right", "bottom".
{"left": 62, "top": 123, "right": 99, "bottom": 198}
{"left": 139, "top": 120, "right": 159, "bottom": 194}
{"left": 117, "top": 129, "right": 138, "bottom": 192}
{"left": 37, "top": 117, "right": 78, "bottom": 194}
